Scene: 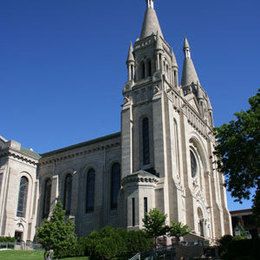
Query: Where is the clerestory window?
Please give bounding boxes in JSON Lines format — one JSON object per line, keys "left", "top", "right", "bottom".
{"left": 63, "top": 174, "right": 72, "bottom": 215}
{"left": 86, "top": 169, "right": 95, "bottom": 213}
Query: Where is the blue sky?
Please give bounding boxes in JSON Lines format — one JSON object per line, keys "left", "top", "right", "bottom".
{"left": 0, "top": 0, "right": 259, "bottom": 211}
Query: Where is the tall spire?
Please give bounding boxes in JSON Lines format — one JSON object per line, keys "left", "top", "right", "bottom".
{"left": 140, "top": 0, "right": 164, "bottom": 39}
{"left": 181, "top": 38, "right": 200, "bottom": 87}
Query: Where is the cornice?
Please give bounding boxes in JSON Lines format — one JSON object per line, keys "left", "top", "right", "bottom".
{"left": 39, "top": 141, "right": 120, "bottom": 166}
{"left": 0, "top": 149, "right": 39, "bottom": 166}
{"left": 122, "top": 172, "right": 159, "bottom": 186}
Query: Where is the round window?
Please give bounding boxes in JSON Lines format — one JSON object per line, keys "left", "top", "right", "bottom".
{"left": 190, "top": 150, "right": 198, "bottom": 178}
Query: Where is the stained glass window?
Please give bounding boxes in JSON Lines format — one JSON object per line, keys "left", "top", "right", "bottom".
{"left": 190, "top": 150, "right": 198, "bottom": 178}
{"left": 17, "top": 176, "right": 29, "bottom": 217}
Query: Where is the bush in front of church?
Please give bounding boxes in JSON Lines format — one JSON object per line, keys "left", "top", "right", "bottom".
{"left": 0, "top": 236, "right": 16, "bottom": 242}
{"left": 218, "top": 235, "right": 260, "bottom": 260}
{"left": 36, "top": 201, "right": 77, "bottom": 259}
{"left": 80, "top": 226, "right": 153, "bottom": 259}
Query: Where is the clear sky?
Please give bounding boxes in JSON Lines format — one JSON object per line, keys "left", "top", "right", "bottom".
{"left": 0, "top": 0, "right": 259, "bottom": 211}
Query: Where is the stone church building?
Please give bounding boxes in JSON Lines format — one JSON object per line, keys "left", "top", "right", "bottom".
{"left": 0, "top": 0, "right": 231, "bottom": 243}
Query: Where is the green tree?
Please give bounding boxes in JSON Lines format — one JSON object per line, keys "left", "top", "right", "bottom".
{"left": 142, "top": 208, "right": 168, "bottom": 247}
{"left": 36, "top": 201, "right": 77, "bottom": 259}
{"left": 215, "top": 89, "right": 260, "bottom": 217}
{"left": 168, "top": 221, "right": 191, "bottom": 243}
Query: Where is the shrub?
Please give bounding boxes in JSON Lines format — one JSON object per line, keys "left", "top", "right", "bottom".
{"left": 85, "top": 227, "right": 127, "bottom": 259}
{"left": 218, "top": 235, "right": 260, "bottom": 260}
{"left": 218, "top": 235, "right": 234, "bottom": 257}
{"left": 223, "top": 239, "right": 260, "bottom": 260}
{"left": 81, "top": 227, "right": 153, "bottom": 259}
{"left": 125, "top": 230, "right": 153, "bottom": 256}
{"left": 0, "top": 237, "right": 16, "bottom": 243}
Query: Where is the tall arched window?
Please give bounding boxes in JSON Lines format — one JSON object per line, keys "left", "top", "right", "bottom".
{"left": 110, "top": 163, "right": 121, "bottom": 210}
{"left": 42, "top": 178, "right": 52, "bottom": 218}
{"left": 63, "top": 174, "right": 72, "bottom": 215}
{"left": 190, "top": 150, "right": 198, "bottom": 178}
{"left": 142, "top": 117, "right": 150, "bottom": 165}
{"left": 147, "top": 60, "right": 152, "bottom": 76}
{"left": 174, "top": 119, "right": 180, "bottom": 174}
{"left": 140, "top": 61, "right": 145, "bottom": 79}
{"left": 86, "top": 169, "right": 95, "bottom": 213}
{"left": 17, "top": 176, "right": 29, "bottom": 217}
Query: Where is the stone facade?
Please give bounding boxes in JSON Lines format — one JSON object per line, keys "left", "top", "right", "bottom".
{"left": 0, "top": 0, "right": 232, "bottom": 243}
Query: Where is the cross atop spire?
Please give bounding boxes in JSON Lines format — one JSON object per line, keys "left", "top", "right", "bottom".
{"left": 147, "top": 0, "right": 154, "bottom": 9}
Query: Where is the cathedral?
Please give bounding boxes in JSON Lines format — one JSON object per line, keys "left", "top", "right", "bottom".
{"left": 0, "top": 0, "right": 232, "bottom": 243}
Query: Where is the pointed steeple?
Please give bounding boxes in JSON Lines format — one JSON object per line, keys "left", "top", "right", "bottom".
{"left": 140, "top": 0, "right": 164, "bottom": 39}
{"left": 127, "top": 42, "right": 134, "bottom": 63}
{"left": 181, "top": 38, "right": 200, "bottom": 87}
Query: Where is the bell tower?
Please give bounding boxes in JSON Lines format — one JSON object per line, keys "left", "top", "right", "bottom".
{"left": 121, "top": 0, "right": 179, "bottom": 228}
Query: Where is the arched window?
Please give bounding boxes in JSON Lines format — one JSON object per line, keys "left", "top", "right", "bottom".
{"left": 17, "top": 176, "right": 29, "bottom": 217}
{"left": 140, "top": 61, "right": 145, "bottom": 79}
{"left": 42, "top": 178, "right": 52, "bottom": 219}
{"left": 86, "top": 169, "right": 95, "bottom": 213}
{"left": 147, "top": 60, "right": 152, "bottom": 76}
{"left": 142, "top": 117, "right": 150, "bottom": 165}
{"left": 190, "top": 150, "right": 198, "bottom": 178}
{"left": 110, "top": 163, "right": 121, "bottom": 210}
{"left": 63, "top": 174, "right": 72, "bottom": 215}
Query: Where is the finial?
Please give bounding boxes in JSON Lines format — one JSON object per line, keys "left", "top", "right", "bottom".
{"left": 183, "top": 37, "right": 191, "bottom": 58}
{"left": 127, "top": 42, "right": 135, "bottom": 63}
{"left": 147, "top": 0, "right": 154, "bottom": 9}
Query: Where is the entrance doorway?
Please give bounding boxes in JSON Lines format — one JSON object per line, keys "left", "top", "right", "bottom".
{"left": 15, "top": 231, "right": 23, "bottom": 242}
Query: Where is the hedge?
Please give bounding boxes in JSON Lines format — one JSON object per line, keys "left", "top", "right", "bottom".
{"left": 0, "top": 237, "right": 16, "bottom": 243}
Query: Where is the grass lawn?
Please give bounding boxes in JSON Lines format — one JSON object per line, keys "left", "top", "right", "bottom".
{"left": 0, "top": 250, "right": 88, "bottom": 260}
